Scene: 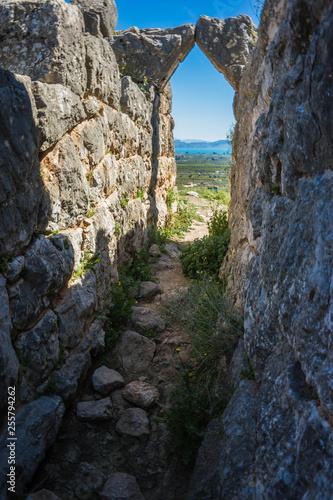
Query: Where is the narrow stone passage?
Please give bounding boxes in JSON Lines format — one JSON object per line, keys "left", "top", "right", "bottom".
{"left": 30, "top": 211, "right": 211, "bottom": 500}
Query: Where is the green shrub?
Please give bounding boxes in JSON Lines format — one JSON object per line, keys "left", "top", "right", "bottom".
{"left": 148, "top": 227, "right": 168, "bottom": 248}
{"left": 208, "top": 206, "right": 228, "bottom": 237}
{"left": 136, "top": 189, "right": 145, "bottom": 202}
{"left": 166, "top": 187, "right": 177, "bottom": 211}
{"left": 108, "top": 281, "right": 136, "bottom": 329}
{"left": 73, "top": 252, "right": 101, "bottom": 281}
{"left": 164, "top": 279, "right": 243, "bottom": 464}
{"left": 179, "top": 233, "right": 230, "bottom": 280}
{"left": 121, "top": 192, "right": 129, "bottom": 208}
{"left": 198, "top": 188, "right": 230, "bottom": 204}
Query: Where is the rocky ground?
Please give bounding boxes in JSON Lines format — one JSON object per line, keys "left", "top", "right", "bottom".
{"left": 28, "top": 198, "right": 211, "bottom": 500}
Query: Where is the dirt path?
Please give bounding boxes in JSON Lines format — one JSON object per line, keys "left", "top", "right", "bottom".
{"left": 31, "top": 199, "right": 210, "bottom": 500}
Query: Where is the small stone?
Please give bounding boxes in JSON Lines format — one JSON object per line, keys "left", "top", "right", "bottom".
{"left": 186, "top": 191, "right": 199, "bottom": 197}
{"left": 77, "top": 398, "right": 112, "bottom": 422}
{"left": 122, "top": 381, "right": 159, "bottom": 409}
{"left": 100, "top": 472, "right": 145, "bottom": 500}
{"left": 116, "top": 408, "right": 150, "bottom": 438}
{"left": 149, "top": 244, "right": 161, "bottom": 257}
{"left": 27, "top": 489, "right": 62, "bottom": 500}
{"left": 164, "top": 242, "right": 181, "bottom": 258}
{"left": 92, "top": 366, "right": 125, "bottom": 395}
{"left": 138, "top": 281, "right": 161, "bottom": 300}
{"left": 131, "top": 307, "right": 166, "bottom": 334}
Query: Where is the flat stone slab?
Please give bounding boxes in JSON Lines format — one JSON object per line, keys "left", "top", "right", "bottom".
{"left": 92, "top": 366, "right": 125, "bottom": 395}
{"left": 149, "top": 244, "right": 161, "bottom": 257}
{"left": 122, "top": 381, "right": 159, "bottom": 409}
{"left": 77, "top": 398, "right": 112, "bottom": 421}
{"left": 131, "top": 307, "right": 166, "bottom": 334}
{"left": 115, "top": 330, "right": 156, "bottom": 379}
{"left": 138, "top": 281, "right": 161, "bottom": 300}
{"left": 100, "top": 472, "right": 145, "bottom": 500}
{"left": 116, "top": 408, "right": 150, "bottom": 438}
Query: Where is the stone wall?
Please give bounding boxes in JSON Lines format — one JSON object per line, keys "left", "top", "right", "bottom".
{"left": 189, "top": 0, "right": 333, "bottom": 498}
{"left": 0, "top": 0, "right": 193, "bottom": 493}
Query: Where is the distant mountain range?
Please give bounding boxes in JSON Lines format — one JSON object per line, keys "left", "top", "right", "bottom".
{"left": 174, "top": 139, "right": 230, "bottom": 148}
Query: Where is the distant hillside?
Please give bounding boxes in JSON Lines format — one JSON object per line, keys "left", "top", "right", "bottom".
{"left": 175, "top": 139, "right": 230, "bottom": 148}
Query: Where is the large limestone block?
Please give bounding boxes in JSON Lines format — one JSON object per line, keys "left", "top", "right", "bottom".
{"left": 55, "top": 269, "right": 97, "bottom": 349}
{"left": 0, "top": 0, "right": 87, "bottom": 96}
{"left": 122, "top": 381, "right": 159, "bottom": 409}
{"left": 92, "top": 366, "right": 125, "bottom": 395}
{"left": 0, "top": 69, "right": 41, "bottom": 256}
{"left": 17, "top": 310, "right": 59, "bottom": 387}
{"left": 32, "top": 82, "right": 86, "bottom": 151}
{"left": 109, "top": 24, "right": 196, "bottom": 90}
{"left": 104, "top": 108, "right": 140, "bottom": 159}
{"left": 0, "top": 275, "right": 18, "bottom": 410}
{"left": 121, "top": 76, "right": 153, "bottom": 130}
{"left": 131, "top": 307, "right": 166, "bottom": 334}
{"left": 72, "top": 0, "right": 118, "bottom": 37}
{"left": 196, "top": 15, "right": 257, "bottom": 91}
{"left": 85, "top": 33, "right": 121, "bottom": 109}
{"left": 116, "top": 331, "right": 156, "bottom": 378}
{"left": 9, "top": 235, "right": 74, "bottom": 330}
{"left": 0, "top": 396, "right": 65, "bottom": 496}
{"left": 40, "top": 134, "right": 90, "bottom": 231}
{"left": 89, "top": 154, "right": 118, "bottom": 204}
{"left": 53, "top": 350, "right": 92, "bottom": 402}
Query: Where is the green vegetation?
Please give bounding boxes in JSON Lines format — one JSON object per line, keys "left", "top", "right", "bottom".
{"left": 86, "top": 207, "right": 96, "bottom": 218}
{"left": 180, "top": 233, "right": 230, "bottom": 280}
{"left": 136, "top": 189, "right": 145, "bottom": 202}
{"left": 226, "top": 122, "right": 235, "bottom": 144}
{"left": 162, "top": 188, "right": 196, "bottom": 239}
{"left": 271, "top": 185, "right": 281, "bottom": 196}
{"left": 114, "top": 222, "right": 121, "bottom": 235}
{"left": 72, "top": 252, "right": 101, "bottom": 282}
{"left": 176, "top": 153, "right": 232, "bottom": 203}
{"left": 105, "top": 248, "right": 154, "bottom": 348}
{"left": 0, "top": 254, "right": 11, "bottom": 272}
{"left": 164, "top": 279, "right": 243, "bottom": 464}
{"left": 208, "top": 206, "right": 228, "bottom": 237}
{"left": 121, "top": 192, "right": 129, "bottom": 208}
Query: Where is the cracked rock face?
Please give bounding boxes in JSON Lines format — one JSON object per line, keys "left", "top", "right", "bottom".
{"left": 72, "top": 0, "right": 118, "bottom": 37}
{"left": 109, "top": 24, "right": 196, "bottom": 90}
{"left": 196, "top": 14, "right": 257, "bottom": 91}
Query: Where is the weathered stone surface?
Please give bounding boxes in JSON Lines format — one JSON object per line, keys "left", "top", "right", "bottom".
{"left": 122, "top": 381, "right": 159, "bottom": 409}
{"left": 0, "top": 69, "right": 41, "bottom": 256}
{"left": 138, "top": 281, "right": 161, "bottom": 300}
{"left": 89, "top": 154, "right": 118, "bottom": 204}
{"left": 55, "top": 269, "right": 97, "bottom": 349}
{"left": 53, "top": 350, "right": 91, "bottom": 402}
{"left": 2, "top": 256, "right": 24, "bottom": 284}
{"left": 89, "top": 320, "right": 106, "bottom": 356}
{"left": 32, "top": 81, "right": 86, "bottom": 151}
{"left": 73, "top": 462, "right": 104, "bottom": 500}
{"left": 0, "top": 0, "right": 87, "bottom": 96}
{"left": 116, "top": 407, "right": 150, "bottom": 438}
{"left": 92, "top": 366, "right": 125, "bottom": 395}
{"left": 85, "top": 33, "right": 121, "bottom": 109}
{"left": 196, "top": 15, "right": 257, "bottom": 91}
{"left": 100, "top": 472, "right": 145, "bottom": 500}
{"left": 116, "top": 331, "right": 156, "bottom": 378}
{"left": 40, "top": 134, "right": 89, "bottom": 231}
{"left": 9, "top": 235, "right": 74, "bottom": 330}
{"left": 131, "top": 306, "right": 166, "bottom": 334}
{"left": 0, "top": 396, "right": 65, "bottom": 496}
{"left": 72, "top": 0, "right": 118, "bottom": 37}
{"left": 17, "top": 310, "right": 59, "bottom": 387}
{"left": 77, "top": 397, "right": 112, "bottom": 421}
{"left": 109, "top": 24, "right": 195, "bottom": 90}
{"left": 188, "top": 381, "right": 257, "bottom": 500}
{"left": 149, "top": 244, "right": 161, "bottom": 257}
{"left": 58, "top": 228, "right": 83, "bottom": 273}
{"left": 164, "top": 242, "right": 181, "bottom": 259}
{"left": 27, "top": 489, "right": 62, "bottom": 500}
{"left": 228, "top": 338, "right": 251, "bottom": 389}
{"left": 0, "top": 275, "right": 18, "bottom": 410}
{"left": 121, "top": 76, "right": 153, "bottom": 130}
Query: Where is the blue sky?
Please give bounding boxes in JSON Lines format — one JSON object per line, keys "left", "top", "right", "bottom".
{"left": 67, "top": 0, "right": 258, "bottom": 141}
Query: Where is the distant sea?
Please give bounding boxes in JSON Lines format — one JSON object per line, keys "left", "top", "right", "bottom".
{"left": 175, "top": 147, "right": 231, "bottom": 155}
